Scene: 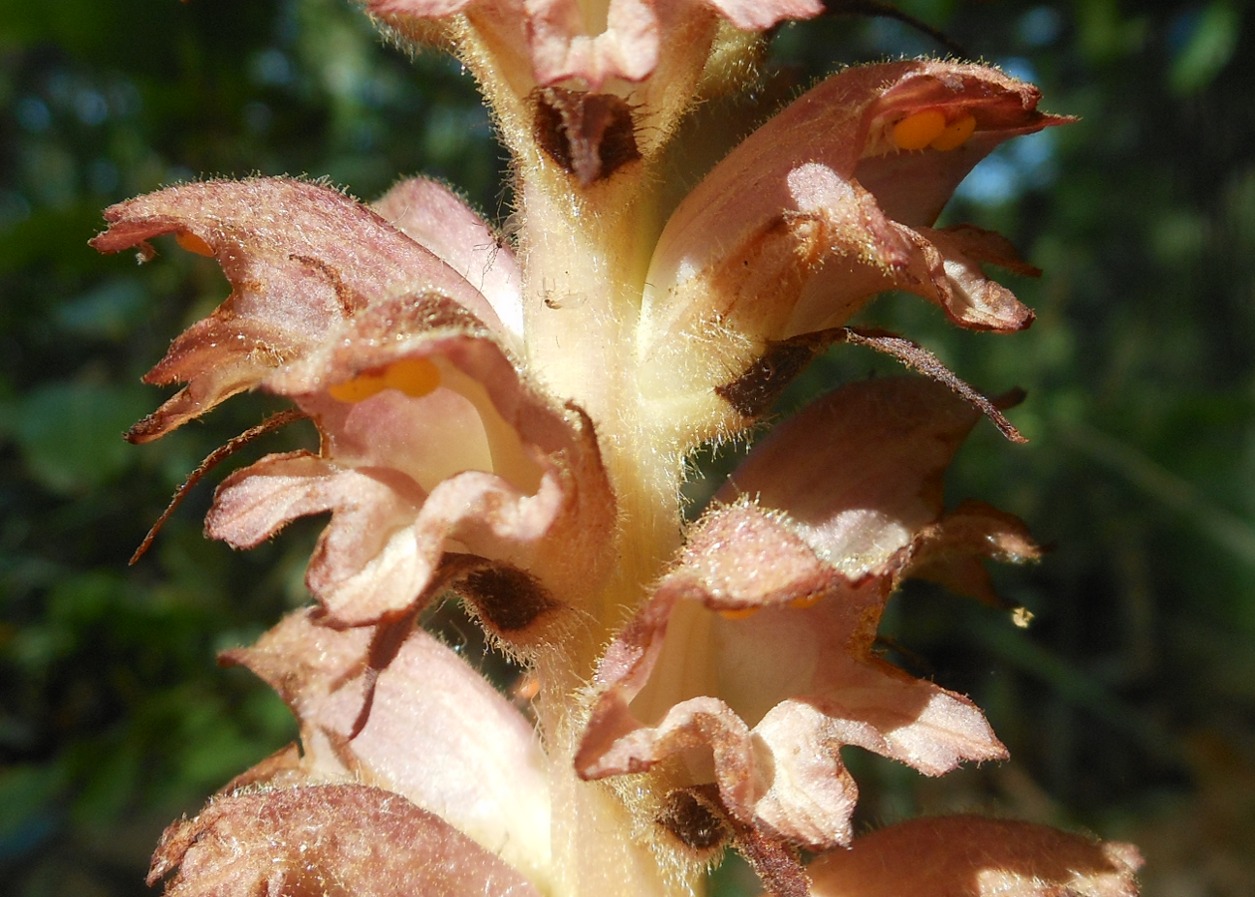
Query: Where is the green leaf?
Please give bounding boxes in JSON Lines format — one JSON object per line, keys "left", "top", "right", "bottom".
{"left": 0, "top": 764, "right": 67, "bottom": 861}
{"left": 1170, "top": 1, "right": 1241, "bottom": 93}
{"left": 53, "top": 279, "right": 150, "bottom": 341}
{"left": 4, "top": 379, "right": 151, "bottom": 495}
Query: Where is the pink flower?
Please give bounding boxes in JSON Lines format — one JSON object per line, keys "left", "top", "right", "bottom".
{"left": 578, "top": 378, "right": 1039, "bottom": 853}
{"left": 637, "top": 61, "right": 1069, "bottom": 440}
{"left": 93, "top": 177, "right": 616, "bottom": 640}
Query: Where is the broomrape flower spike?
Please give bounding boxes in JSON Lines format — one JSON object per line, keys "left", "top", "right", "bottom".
{"left": 92, "top": 3, "right": 1144, "bottom": 897}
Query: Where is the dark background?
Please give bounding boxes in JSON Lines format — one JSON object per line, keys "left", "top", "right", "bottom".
{"left": 3, "top": 2, "right": 1252, "bottom": 895}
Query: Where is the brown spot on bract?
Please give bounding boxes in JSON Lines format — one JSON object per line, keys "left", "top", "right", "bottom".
{"left": 461, "top": 565, "right": 556, "bottom": 633}
{"left": 715, "top": 340, "right": 819, "bottom": 419}
{"left": 657, "top": 788, "right": 729, "bottom": 853}
{"left": 532, "top": 87, "right": 640, "bottom": 186}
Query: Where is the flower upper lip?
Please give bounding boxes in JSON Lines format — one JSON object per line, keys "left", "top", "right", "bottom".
{"left": 88, "top": 177, "right": 518, "bottom": 443}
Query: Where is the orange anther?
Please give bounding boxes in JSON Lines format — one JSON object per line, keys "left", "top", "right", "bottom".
{"left": 328, "top": 358, "right": 441, "bottom": 403}
{"left": 891, "top": 109, "right": 947, "bottom": 151}
{"left": 929, "top": 113, "right": 977, "bottom": 151}
{"left": 718, "top": 606, "right": 759, "bottom": 621}
{"left": 328, "top": 373, "right": 388, "bottom": 403}
{"left": 382, "top": 357, "right": 441, "bottom": 398}
{"left": 175, "top": 230, "right": 215, "bottom": 257}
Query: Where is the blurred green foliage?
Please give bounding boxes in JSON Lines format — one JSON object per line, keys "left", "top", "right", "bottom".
{"left": 3, "top": 2, "right": 1253, "bottom": 896}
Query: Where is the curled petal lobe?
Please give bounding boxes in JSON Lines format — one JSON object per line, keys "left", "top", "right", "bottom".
{"left": 806, "top": 816, "right": 1143, "bottom": 897}
{"left": 909, "top": 500, "right": 1043, "bottom": 607}
{"left": 524, "top": 0, "right": 661, "bottom": 87}
{"left": 90, "top": 178, "right": 507, "bottom": 442}
{"left": 902, "top": 224, "right": 1040, "bottom": 331}
{"left": 778, "top": 178, "right": 1039, "bottom": 337}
